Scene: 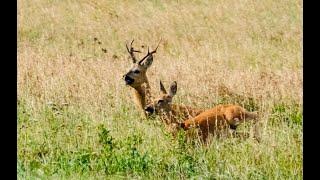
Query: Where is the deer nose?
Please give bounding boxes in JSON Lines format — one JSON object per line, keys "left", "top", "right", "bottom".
{"left": 124, "top": 75, "right": 134, "bottom": 85}
{"left": 145, "top": 106, "right": 154, "bottom": 114}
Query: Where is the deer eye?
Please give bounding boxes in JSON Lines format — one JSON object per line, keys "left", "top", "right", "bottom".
{"left": 133, "top": 70, "right": 140, "bottom": 74}
{"left": 158, "top": 100, "right": 164, "bottom": 104}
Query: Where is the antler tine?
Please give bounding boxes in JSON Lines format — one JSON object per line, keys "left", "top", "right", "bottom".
{"left": 130, "top": 39, "right": 141, "bottom": 53}
{"left": 139, "top": 47, "right": 151, "bottom": 64}
{"left": 125, "top": 39, "right": 134, "bottom": 53}
{"left": 138, "top": 39, "right": 162, "bottom": 64}
{"left": 125, "top": 43, "right": 130, "bottom": 53}
{"left": 125, "top": 39, "right": 141, "bottom": 63}
{"left": 151, "top": 38, "right": 162, "bottom": 54}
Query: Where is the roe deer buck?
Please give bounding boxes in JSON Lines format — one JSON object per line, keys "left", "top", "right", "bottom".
{"left": 177, "top": 104, "right": 259, "bottom": 143}
{"left": 123, "top": 40, "right": 161, "bottom": 117}
{"left": 144, "top": 81, "right": 204, "bottom": 126}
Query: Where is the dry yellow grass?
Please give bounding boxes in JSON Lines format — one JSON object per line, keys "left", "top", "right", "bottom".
{"left": 18, "top": 0, "right": 302, "bottom": 178}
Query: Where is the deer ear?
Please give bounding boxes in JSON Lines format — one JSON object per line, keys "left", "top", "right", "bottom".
{"left": 139, "top": 55, "right": 153, "bottom": 69}
{"left": 160, "top": 80, "right": 167, "bottom": 94}
{"left": 169, "top": 81, "right": 177, "bottom": 97}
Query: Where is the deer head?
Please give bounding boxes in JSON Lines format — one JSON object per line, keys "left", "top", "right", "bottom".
{"left": 144, "top": 80, "right": 177, "bottom": 116}
{"left": 123, "top": 40, "right": 160, "bottom": 89}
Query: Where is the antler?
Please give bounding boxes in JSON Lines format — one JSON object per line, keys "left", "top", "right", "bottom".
{"left": 126, "top": 39, "right": 141, "bottom": 63}
{"left": 138, "top": 39, "right": 162, "bottom": 65}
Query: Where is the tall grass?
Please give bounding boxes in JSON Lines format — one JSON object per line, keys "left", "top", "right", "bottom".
{"left": 18, "top": 0, "right": 302, "bottom": 179}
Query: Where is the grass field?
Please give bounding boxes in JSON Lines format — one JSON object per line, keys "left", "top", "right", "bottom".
{"left": 18, "top": 0, "right": 302, "bottom": 179}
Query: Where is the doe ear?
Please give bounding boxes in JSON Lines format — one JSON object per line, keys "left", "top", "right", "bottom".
{"left": 169, "top": 81, "right": 177, "bottom": 97}
{"left": 160, "top": 80, "right": 167, "bottom": 94}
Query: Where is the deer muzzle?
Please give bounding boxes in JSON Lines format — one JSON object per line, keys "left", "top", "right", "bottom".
{"left": 124, "top": 75, "right": 134, "bottom": 85}
{"left": 144, "top": 106, "right": 154, "bottom": 114}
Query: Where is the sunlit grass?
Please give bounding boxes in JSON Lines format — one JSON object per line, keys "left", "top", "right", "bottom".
{"left": 18, "top": 0, "right": 302, "bottom": 178}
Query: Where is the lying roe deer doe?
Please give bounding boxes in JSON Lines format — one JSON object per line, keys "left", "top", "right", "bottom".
{"left": 144, "top": 81, "right": 204, "bottom": 126}
{"left": 177, "top": 104, "right": 259, "bottom": 144}
{"left": 145, "top": 81, "right": 258, "bottom": 143}
{"left": 123, "top": 40, "right": 160, "bottom": 117}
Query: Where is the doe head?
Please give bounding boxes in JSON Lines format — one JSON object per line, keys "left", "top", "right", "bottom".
{"left": 144, "top": 80, "right": 177, "bottom": 115}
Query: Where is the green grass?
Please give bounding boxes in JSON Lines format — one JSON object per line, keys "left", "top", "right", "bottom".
{"left": 18, "top": 98, "right": 302, "bottom": 179}
{"left": 18, "top": 0, "right": 302, "bottom": 178}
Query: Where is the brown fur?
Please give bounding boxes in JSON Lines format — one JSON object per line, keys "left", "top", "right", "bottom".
{"left": 145, "top": 81, "right": 204, "bottom": 125}
{"left": 123, "top": 40, "right": 160, "bottom": 117}
{"left": 179, "top": 104, "right": 258, "bottom": 143}
{"left": 131, "top": 82, "right": 152, "bottom": 116}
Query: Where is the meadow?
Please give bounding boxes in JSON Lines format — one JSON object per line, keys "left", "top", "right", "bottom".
{"left": 18, "top": 0, "right": 302, "bottom": 179}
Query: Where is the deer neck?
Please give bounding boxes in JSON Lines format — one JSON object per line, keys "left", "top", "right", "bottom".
{"left": 170, "top": 104, "right": 204, "bottom": 120}
{"left": 132, "top": 80, "right": 152, "bottom": 113}
{"left": 160, "top": 111, "right": 177, "bottom": 125}
{"left": 159, "top": 105, "right": 203, "bottom": 125}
